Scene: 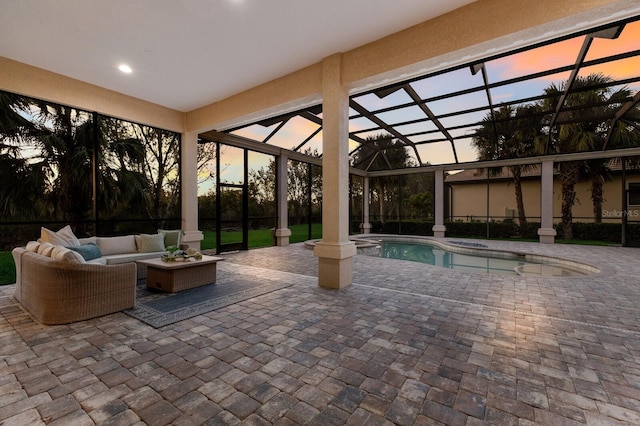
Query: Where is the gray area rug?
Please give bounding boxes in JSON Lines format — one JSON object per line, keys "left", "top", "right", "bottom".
{"left": 125, "top": 279, "right": 291, "bottom": 328}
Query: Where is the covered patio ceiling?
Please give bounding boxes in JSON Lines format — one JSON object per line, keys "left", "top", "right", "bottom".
{"left": 212, "top": 16, "right": 640, "bottom": 171}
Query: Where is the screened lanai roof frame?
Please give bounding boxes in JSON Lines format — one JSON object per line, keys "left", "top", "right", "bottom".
{"left": 214, "top": 15, "right": 640, "bottom": 172}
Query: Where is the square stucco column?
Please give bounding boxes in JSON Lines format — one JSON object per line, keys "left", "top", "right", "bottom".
{"left": 432, "top": 169, "right": 446, "bottom": 238}
{"left": 274, "top": 153, "right": 291, "bottom": 246}
{"left": 181, "top": 131, "right": 204, "bottom": 249}
{"left": 313, "top": 53, "right": 356, "bottom": 289}
{"left": 538, "top": 160, "right": 556, "bottom": 244}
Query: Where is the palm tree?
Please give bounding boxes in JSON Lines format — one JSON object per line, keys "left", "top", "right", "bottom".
{"left": 97, "top": 117, "right": 152, "bottom": 228}
{"left": 586, "top": 86, "right": 640, "bottom": 222}
{"left": 539, "top": 73, "right": 621, "bottom": 238}
{"left": 0, "top": 92, "right": 47, "bottom": 219}
{"left": 472, "top": 104, "right": 541, "bottom": 225}
{"left": 0, "top": 94, "right": 152, "bottom": 233}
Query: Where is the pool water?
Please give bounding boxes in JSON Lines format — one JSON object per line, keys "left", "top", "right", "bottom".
{"left": 362, "top": 241, "right": 590, "bottom": 277}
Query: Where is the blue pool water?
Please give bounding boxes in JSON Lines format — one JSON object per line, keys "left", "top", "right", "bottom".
{"left": 361, "top": 241, "right": 590, "bottom": 277}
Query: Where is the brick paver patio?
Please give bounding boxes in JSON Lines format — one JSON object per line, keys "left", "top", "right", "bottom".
{"left": 1, "top": 238, "right": 640, "bottom": 425}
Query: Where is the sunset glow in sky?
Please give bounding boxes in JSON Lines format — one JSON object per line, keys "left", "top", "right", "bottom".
{"left": 201, "top": 19, "right": 640, "bottom": 194}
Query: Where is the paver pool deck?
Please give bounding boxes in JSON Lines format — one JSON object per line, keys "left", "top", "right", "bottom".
{"left": 1, "top": 238, "right": 640, "bottom": 425}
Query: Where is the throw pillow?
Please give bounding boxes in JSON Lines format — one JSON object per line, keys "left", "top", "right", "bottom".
{"left": 158, "top": 229, "right": 182, "bottom": 247}
{"left": 40, "top": 225, "right": 81, "bottom": 247}
{"left": 51, "top": 245, "right": 85, "bottom": 263}
{"left": 25, "top": 241, "right": 41, "bottom": 252}
{"left": 96, "top": 235, "right": 137, "bottom": 255}
{"left": 139, "top": 233, "right": 165, "bottom": 253}
{"left": 69, "top": 243, "right": 102, "bottom": 261}
{"left": 37, "top": 242, "right": 55, "bottom": 256}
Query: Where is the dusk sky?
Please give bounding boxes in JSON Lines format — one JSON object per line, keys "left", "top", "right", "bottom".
{"left": 200, "top": 20, "right": 640, "bottom": 193}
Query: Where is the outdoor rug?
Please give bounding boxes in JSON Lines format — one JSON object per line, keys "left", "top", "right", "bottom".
{"left": 125, "top": 279, "right": 291, "bottom": 328}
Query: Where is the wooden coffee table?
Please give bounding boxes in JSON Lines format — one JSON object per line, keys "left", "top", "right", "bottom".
{"left": 137, "top": 255, "right": 224, "bottom": 292}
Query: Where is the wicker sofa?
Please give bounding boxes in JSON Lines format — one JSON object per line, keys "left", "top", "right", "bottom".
{"left": 12, "top": 247, "right": 137, "bottom": 325}
{"left": 12, "top": 228, "right": 182, "bottom": 324}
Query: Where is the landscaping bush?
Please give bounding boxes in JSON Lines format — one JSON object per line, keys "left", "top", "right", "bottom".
{"left": 626, "top": 223, "right": 640, "bottom": 247}
{"left": 0, "top": 224, "right": 42, "bottom": 250}
{"left": 358, "top": 219, "right": 635, "bottom": 243}
{"left": 555, "top": 222, "right": 622, "bottom": 243}
{"left": 517, "top": 222, "right": 541, "bottom": 239}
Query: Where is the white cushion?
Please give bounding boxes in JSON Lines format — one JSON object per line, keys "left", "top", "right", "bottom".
{"left": 139, "top": 233, "right": 165, "bottom": 253}
{"left": 78, "top": 236, "right": 97, "bottom": 245}
{"left": 67, "top": 250, "right": 86, "bottom": 263}
{"left": 40, "top": 225, "right": 80, "bottom": 247}
{"left": 51, "top": 245, "right": 85, "bottom": 263}
{"left": 96, "top": 235, "right": 137, "bottom": 256}
{"left": 25, "top": 241, "right": 41, "bottom": 252}
{"left": 37, "top": 242, "right": 55, "bottom": 256}
{"left": 103, "top": 252, "right": 163, "bottom": 264}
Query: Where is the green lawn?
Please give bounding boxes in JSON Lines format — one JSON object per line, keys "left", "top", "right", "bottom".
{"left": 0, "top": 251, "right": 15, "bottom": 286}
{"left": 200, "top": 223, "right": 322, "bottom": 250}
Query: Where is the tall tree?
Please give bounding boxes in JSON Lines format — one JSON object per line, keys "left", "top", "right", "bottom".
{"left": 539, "top": 73, "right": 639, "bottom": 237}
{"left": 0, "top": 92, "right": 47, "bottom": 218}
{"left": 472, "top": 104, "right": 541, "bottom": 225}
{"left": 0, "top": 93, "right": 152, "bottom": 233}
{"left": 247, "top": 149, "right": 321, "bottom": 225}
{"left": 131, "top": 124, "right": 180, "bottom": 222}
{"left": 583, "top": 85, "right": 640, "bottom": 222}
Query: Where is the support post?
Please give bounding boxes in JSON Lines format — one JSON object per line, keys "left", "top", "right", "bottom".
{"left": 181, "top": 131, "right": 204, "bottom": 249}
{"left": 538, "top": 160, "right": 556, "bottom": 244}
{"left": 313, "top": 54, "right": 356, "bottom": 289}
{"left": 432, "top": 169, "right": 446, "bottom": 238}
{"left": 273, "top": 153, "right": 291, "bottom": 246}
{"left": 360, "top": 176, "right": 372, "bottom": 234}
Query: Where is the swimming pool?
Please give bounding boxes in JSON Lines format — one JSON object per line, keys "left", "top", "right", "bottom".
{"left": 357, "top": 238, "right": 596, "bottom": 277}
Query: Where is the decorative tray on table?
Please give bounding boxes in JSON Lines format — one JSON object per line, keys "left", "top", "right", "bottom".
{"left": 161, "top": 246, "right": 203, "bottom": 262}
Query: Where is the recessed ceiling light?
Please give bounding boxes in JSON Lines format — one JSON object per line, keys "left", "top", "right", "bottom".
{"left": 118, "top": 64, "right": 132, "bottom": 74}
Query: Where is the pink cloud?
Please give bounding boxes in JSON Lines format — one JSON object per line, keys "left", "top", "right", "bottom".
{"left": 492, "top": 21, "right": 640, "bottom": 82}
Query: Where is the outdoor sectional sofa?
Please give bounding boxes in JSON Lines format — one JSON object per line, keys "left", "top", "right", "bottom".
{"left": 12, "top": 226, "right": 182, "bottom": 325}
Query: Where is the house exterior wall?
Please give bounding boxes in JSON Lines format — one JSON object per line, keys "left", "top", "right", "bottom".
{"left": 448, "top": 175, "right": 640, "bottom": 223}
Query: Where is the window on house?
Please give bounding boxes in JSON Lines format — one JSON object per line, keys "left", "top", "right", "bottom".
{"left": 629, "top": 183, "right": 640, "bottom": 206}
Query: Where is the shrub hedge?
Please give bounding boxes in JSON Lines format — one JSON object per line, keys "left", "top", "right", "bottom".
{"left": 352, "top": 220, "right": 640, "bottom": 246}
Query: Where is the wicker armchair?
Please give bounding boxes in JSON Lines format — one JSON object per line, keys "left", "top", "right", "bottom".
{"left": 12, "top": 248, "right": 136, "bottom": 325}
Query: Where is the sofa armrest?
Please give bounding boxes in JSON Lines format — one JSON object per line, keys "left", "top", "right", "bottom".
{"left": 11, "top": 247, "right": 27, "bottom": 303}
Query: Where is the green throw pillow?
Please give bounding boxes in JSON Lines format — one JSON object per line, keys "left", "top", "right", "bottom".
{"left": 140, "top": 233, "right": 166, "bottom": 253}
{"left": 69, "top": 243, "right": 102, "bottom": 261}
{"left": 158, "top": 229, "right": 182, "bottom": 247}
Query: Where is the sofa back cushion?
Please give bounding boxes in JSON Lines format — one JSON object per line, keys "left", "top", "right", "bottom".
{"left": 78, "top": 236, "right": 97, "bottom": 245}
{"left": 139, "top": 233, "right": 166, "bottom": 253}
{"left": 96, "top": 235, "right": 137, "bottom": 256}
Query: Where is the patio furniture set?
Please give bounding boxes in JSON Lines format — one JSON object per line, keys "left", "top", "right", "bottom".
{"left": 11, "top": 226, "right": 223, "bottom": 325}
